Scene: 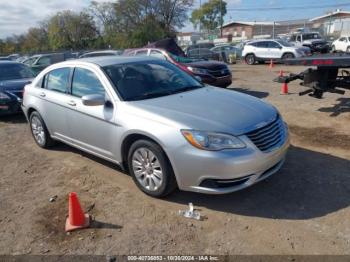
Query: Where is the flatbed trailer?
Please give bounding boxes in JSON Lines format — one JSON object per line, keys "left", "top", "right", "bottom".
{"left": 274, "top": 53, "right": 350, "bottom": 98}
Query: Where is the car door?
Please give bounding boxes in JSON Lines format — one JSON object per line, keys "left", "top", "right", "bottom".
{"left": 255, "top": 41, "right": 269, "bottom": 58}
{"left": 338, "top": 37, "right": 348, "bottom": 52}
{"left": 37, "top": 67, "right": 72, "bottom": 141}
{"left": 65, "top": 66, "right": 118, "bottom": 160}
{"left": 267, "top": 41, "right": 283, "bottom": 58}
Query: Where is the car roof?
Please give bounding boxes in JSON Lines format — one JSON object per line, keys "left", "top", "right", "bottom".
{"left": 62, "top": 56, "right": 160, "bottom": 67}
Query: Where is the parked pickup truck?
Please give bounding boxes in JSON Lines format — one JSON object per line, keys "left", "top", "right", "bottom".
{"left": 289, "top": 32, "right": 330, "bottom": 54}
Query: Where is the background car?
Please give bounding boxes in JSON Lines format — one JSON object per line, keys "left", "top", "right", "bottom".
{"left": 242, "top": 39, "right": 311, "bottom": 65}
{"left": 0, "top": 61, "right": 34, "bottom": 115}
{"left": 186, "top": 42, "right": 215, "bottom": 53}
{"left": 186, "top": 48, "right": 220, "bottom": 61}
{"left": 211, "top": 44, "right": 243, "bottom": 63}
{"left": 125, "top": 48, "right": 232, "bottom": 88}
{"left": 79, "top": 50, "right": 123, "bottom": 58}
{"left": 22, "top": 57, "right": 289, "bottom": 197}
{"left": 23, "top": 53, "right": 66, "bottom": 75}
{"left": 289, "top": 32, "right": 330, "bottom": 53}
{"left": 331, "top": 36, "right": 350, "bottom": 53}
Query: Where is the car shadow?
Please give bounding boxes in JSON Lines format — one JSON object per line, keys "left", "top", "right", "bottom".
{"left": 229, "top": 87, "right": 269, "bottom": 99}
{"left": 318, "top": 97, "right": 350, "bottom": 116}
{"left": 51, "top": 142, "right": 127, "bottom": 175}
{"left": 0, "top": 113, "right": 27, "bottom": 124}
{"left": 165, "top": 145, "right": 350, "bottom": 220}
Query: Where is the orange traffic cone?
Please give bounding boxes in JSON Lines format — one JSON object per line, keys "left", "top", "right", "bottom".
{"left": 280, "top": 82, "right": 289, "bottom": 95}
{"left": 65, "top": 192, "right": 90, "bottom": 232}
{"left": 269, "top": 59, "right": 274, "bottom": 69}
{"left": 279, "top": 69, "right": 284, "bottom": 77}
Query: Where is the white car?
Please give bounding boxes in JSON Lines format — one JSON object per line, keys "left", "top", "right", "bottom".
{"left": 242, "top": 39, "right": 310, "bottom": 65}
{"left": 331, "top": 36, "right": 350, "bottom": 53}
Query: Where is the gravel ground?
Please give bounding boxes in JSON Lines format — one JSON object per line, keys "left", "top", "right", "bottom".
{"left": 0, "top": 63, "right": 350, "bottom": 255}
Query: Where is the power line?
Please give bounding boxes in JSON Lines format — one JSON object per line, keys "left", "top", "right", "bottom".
{"left": 227, "top": 2, "right": 350, "bottom": 11}
{"left": 190, "top": 2, "right": 350, "bottom": 11}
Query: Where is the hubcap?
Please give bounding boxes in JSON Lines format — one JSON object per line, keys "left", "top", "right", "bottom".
{"left": 132, "top": 148, "right": 163, "bottom": 191}
{"left": 31, "top": 116, "right": 45, "bottom": 145}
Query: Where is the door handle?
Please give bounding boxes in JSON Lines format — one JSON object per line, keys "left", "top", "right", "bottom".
{"left": 39, "top": 92, "right": 46, "bottom": 97}
{"left": 67, "top": 101, "right": 76, "bottom": 106}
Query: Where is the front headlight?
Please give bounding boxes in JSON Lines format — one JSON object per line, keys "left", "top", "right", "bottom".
{"left": 187, "top": 67, "right": 208, "bottom": 75}
{"left": 0, "top": 92, "right": 11, "bottom": 101}
{"left": 181, "top": 130, "right": 246, "bottom": 151}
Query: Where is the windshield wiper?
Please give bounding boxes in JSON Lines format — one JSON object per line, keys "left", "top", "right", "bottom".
{"left": 130, "top": 90, "right": 173, "bottom": 101}
{"left": 169, "top": 85, "right": 202, "bottom": 95}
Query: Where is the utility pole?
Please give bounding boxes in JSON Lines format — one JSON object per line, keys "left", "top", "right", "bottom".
{"left": 199, "top": 0, "right": 201, "bottom": 35}
{"left": 220, "top": 0, "right": 223, "bottom": 37}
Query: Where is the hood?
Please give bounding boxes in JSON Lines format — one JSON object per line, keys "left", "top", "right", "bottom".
{"left": 304, "top": 39, "right": 327, "bottom": 45}
{"left": 0, "top": 78, "right": 33, "bottom": 92}
{"left": 185, "top": 60, "right": 228, "bottom": 70}
{"left": 126, "top": 87, "right": 277, "bottom": 135}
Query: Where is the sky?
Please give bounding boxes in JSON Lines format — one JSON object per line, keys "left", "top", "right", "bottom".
{"left": 0, "top": 0, "right": 349, "bottom": 39}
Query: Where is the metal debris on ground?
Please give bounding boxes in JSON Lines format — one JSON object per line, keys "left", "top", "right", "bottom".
{"left": 179, "top": 203, "right": 201, "bottom": 221}
{"left": 49, "top": 195, "right": 57, "bottom": 202}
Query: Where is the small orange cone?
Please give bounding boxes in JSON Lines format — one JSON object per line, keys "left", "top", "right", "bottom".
{"left": 280, "top": 82, "right": 289, "bottom": 95}
{"left": 65, "top": 192, "right": 90, "bottom": 232}
{"left": 279, "top": 69, "right": 284, "bottom": 77}
{"left": 269, "top": 59, "right": 274, "bottom": 69}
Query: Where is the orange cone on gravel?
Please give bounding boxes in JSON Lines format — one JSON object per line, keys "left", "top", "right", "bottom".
{"left": 279, "top": 69, "right": 284, "bottom": 77}
{"left": 280, "top": 82, "right": 289, "bottom": 95}
{"left": 269, "top": 59, "right": 274, "bottom": 69}
{"left": 65, "top": 192, "right": 90, "bottom": 232}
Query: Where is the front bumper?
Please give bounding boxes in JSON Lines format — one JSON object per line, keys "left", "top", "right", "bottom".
{"left": 169, "top": 129, "right": 290, "bottom": 194}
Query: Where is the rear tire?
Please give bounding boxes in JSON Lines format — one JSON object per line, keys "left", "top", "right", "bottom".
{"left": 347, "top": 47, "right": 350, "bottom": 53}
{"left": 29, "top": 111, "right": 55, "bottom": 148}
{"left": 245, "top": 54, "right": 256, "bottom": 65}
{"left": 128, "top": 139, "right": 177, "bottom": 197}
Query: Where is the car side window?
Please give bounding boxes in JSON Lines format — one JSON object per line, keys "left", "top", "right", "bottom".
{"left": 71, "top": 67, "right": 105, "bottom": 98}
{"left": 37, "top": 56, "right": 51, "bottom": 66}
{"left": 45, "top": 67, "right": 70, "bottom": 93}
{"left": 268, "top": 41, "right": 281, "bottom": 48}
{"left": 135, "top": 50, "right": 148, "bottom": 56}
{"left": 339, "top": 37, "right": 346, "bottom": 42}
{"left": 149, "top": 50, "right": 166, "bottom": 60}
{"left": 257, "top": 41, "right": 268, "bottom": 48}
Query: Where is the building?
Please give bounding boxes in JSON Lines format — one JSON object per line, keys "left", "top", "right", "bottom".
{"left": 176, "top": 32, "right": 200, "bottom": 47}
{"left": 310, "top": 10, "right": 350, "bottom": 36}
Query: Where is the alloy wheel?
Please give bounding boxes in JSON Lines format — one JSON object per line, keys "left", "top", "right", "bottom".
{"left": 131, "top": 147, "right": 163, "bottom": 191}
{"left": 31, "top": 115, "right": 46, "bottom": 146}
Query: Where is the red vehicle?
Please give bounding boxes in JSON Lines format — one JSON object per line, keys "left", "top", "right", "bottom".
{"left": 124, "top": 47, "right": 232, "bottom": 88}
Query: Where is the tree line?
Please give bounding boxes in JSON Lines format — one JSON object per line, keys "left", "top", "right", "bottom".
{"left": 0, "top": 0, "right": 227, "bottom": 55}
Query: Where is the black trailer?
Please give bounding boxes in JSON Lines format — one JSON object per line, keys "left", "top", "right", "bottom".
{"left": 274, "top": 54, "right": 350, "bottom": 99}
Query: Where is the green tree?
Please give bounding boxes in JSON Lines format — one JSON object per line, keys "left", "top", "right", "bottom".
{"left": 89, "top": 0, "right": 194, "bottom": 48}
{"left": 47, "top": 10, "right": 98, "bottom": 50}
{"left": 22, "top": 25, "right": 49, "bottom": 52}
{"left": 191, "top": 0, "right": 227, "bottom": 33}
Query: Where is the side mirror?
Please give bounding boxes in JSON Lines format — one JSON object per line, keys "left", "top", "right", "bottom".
{"left": 82, "top": 94, "right": 105, "bottom": 106}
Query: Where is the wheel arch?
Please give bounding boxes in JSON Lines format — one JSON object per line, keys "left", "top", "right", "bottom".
{"left": 120, "top": 132, "right": 177, "bottom": 181}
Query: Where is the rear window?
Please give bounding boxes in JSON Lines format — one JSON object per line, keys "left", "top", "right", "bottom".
{"left": 0, "top": 63, "right": 34, "bottom": 81}
{"left": 45, "top": 68, "right": 70, "bottom": 93}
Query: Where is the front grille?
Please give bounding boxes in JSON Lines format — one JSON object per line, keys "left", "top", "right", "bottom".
{"left": 208, "top": 68, "right": 231, "bottom": 77}
{"left": 246, "top": 116, "right": 284, "bottom": 152}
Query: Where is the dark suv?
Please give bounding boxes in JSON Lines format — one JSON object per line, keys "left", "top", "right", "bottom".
{"left": 124, "top": 48, "right": 232, "bottom": 88}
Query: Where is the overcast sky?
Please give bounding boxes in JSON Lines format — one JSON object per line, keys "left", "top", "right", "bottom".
{"left": 0, "top": 0, "right": 348, "bottom": 39}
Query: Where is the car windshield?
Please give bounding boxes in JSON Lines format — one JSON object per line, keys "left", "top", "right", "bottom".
{"left": 276, "top": 39, "right": 293, "bottom": 47}
{"left": 103, "top": 60, "right": 203, "bottom": 101}
{"left": 303, "top": 33, "right": 321, "bottom": 40}
{"left": 0, "top": 63, "right": 34, "bottom": 81}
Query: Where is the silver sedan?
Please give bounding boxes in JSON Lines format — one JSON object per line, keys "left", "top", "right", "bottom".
{"left": 22, "top": 56, "right": 289, "bottom": 197}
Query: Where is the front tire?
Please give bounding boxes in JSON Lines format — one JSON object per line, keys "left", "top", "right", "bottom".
{"left": 29, "top": 111, "right": 55, "bottom": 148}
{"left": 128, "top": 139, "right": 177, "bottom": 197}
{"left": 245, "top": 54, "right": 256, "bottom": 65}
